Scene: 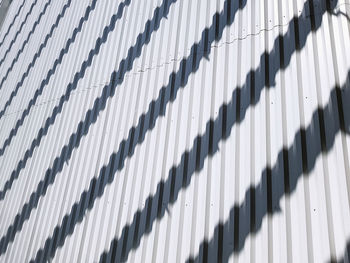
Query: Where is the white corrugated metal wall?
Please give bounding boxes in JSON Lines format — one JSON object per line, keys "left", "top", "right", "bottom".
{"left": 0, "top": 0, "right": 349, "bottom": 262}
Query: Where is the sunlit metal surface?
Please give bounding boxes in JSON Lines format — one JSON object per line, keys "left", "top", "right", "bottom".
{"left": 0, "top": 0, "right": 349, "bottom": 262}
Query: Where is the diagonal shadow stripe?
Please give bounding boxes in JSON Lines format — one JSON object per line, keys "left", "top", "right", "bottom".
{"left": 0, "top": 0, "right": 130, "bottom": 198}
{"left": 23, "top": 0, "right": 344, "bottom": 261}
{"left": 185, "top": 74, "right": 350, "bottom": 263}
{"left": 0, "top": 0, "right": 174, "bottom": 256}
{"left": 0, "top": 0, "right": 41, "bottom": 69}
{"left": 324, "top": 239, "right": 350, "bottom": 263}
{"left": 0, "top": 0, "right": 98, "bottom": 121}
{"left": 2, "top": 0, "right": 344, "bottom": 260}
{"left": 18, "top": 0, "right": 249, "bottom": 261}
{"left": 335, "top": 239, "right": 350, "bottom": 263}
{"left": 0, "top": 0, "right": 72, "bottom": 91}
{"left": 91, "top": 0, "right": 347, "bottom": 262}
{"left": 0, "top": 0, "right": 25, "bottom": 48}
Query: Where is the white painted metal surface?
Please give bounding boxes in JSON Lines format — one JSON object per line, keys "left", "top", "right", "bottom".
{"left": 0, "top": 0, "right": 349, "bottom": 262}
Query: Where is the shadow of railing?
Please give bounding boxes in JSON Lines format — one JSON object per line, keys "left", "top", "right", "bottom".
{"left": 21, "top": 0, "right": 249, "bottom": 261}
{"left": 0, "top": 0, "right": 25, "bottom": 48}
{"left": 332, "top": 239, "right": 350, "bottom": 263}
{"left": 0, "top": 0, "right": 41, "bottom": 68}
{"left": 23, "top": 0, "right": 346, "bottom": 260}
{"left": 0, "top": 0, "right": 98, "bottom": 120}
{"left": 0, "top": 0, "right": 174, "bottom": 256}
{"left": 21, "top": 2, "right": 344, "bottom": 261}
{"left": 0, "top": 0, "right": 129, "bottom": 198}
{"left": 0, "top": 0, "right": 72, "bottom": 95}
{"left": 0, "top": 0, "right": 345, "bottom": 261}
{"left": 91, "top": 0, "right": 347, "bottom": 262}
{"left": 186, "top": 74, "right": 350, "bottom": 262}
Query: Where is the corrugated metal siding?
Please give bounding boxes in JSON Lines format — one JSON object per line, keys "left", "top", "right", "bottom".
{"left": 0, "top": 0, "right": 349, "bottom": 262}
{"left": 0, "top": 0, "right": 12, "bottom": 28}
